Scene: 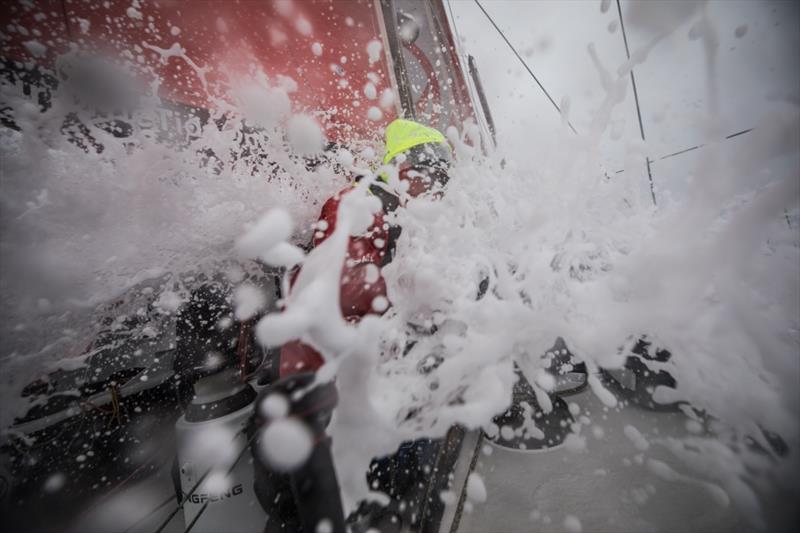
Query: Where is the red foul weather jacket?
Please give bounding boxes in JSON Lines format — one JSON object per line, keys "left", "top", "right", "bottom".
{"left": 278, "top": 186, "right": 399, "bottom": 377}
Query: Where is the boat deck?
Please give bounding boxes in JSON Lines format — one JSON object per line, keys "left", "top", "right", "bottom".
{"left": 444, "top": 388, "right": 749, "bottom": 533}
{"left": 68, "top": 386, "right": 767, "bottom": 533}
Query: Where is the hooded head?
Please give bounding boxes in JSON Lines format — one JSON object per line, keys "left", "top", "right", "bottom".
{"left": 383, "top": 118, "right": 449, "bottom": 164}
{"left": 382, "top": 118, "right": 452, "bottom": 197}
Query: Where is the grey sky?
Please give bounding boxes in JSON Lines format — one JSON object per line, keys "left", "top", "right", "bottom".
{"left": 447, "top": 0, "right": 799, "bottom": 204}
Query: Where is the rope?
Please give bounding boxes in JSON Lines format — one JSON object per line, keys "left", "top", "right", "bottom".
{"left": 59, "top": 0, "right": 74, "bottom": 41}
{"left": 473, "top": 0, "right": 579, "bottom": 135}
{"left": 237, "top": 320, "right": 253, "bottom": 382}
{"left": 612, "top": 127, "right": 755, "bottom": 175}
{"left": 656, "top": 127, "right": 753, "bottom": 162}
{"left": 468, "top": 0, "right": 759, "bottom": 206}
{"left": 108, "top": 386, "right": 124, "bottom": 428}
{"left": 616, "top": 0, "right": 657, "bottom": 205}
{"left": 445, "top": 0, "right": 464, "bottom": 46}
{"left": 448, "top": 431, "right": 484, "bottom": 533}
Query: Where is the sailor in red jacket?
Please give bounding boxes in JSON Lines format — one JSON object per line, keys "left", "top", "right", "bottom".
{"left": 279, "top": 118, "right": 452, "bottom": 377}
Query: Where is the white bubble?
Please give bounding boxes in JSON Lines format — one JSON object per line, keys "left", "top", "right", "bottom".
{"left": 685, "top": 419, "right": 703, "bottom": 433}
{"left": 126, "top": 6, "right": 143, "bottom": 20}
{"left": 23, "top": 40, "right": 46, "bottom": 58}
{"left": 466, "top": 472, "right": 487, "bottom": 503}
{"left": 366, "top": 39, "right": 382, "bottom": 65}
{"left": 236, "top": 84, "right": 291, "bottom": 127}
{"left": 277, "top": 75, "right": 298, "bottom": 93}
{"left": 563, "top": 433, "right": 586, "bottom": 453}
{"left": 260, "top": 418, "right": 313, "bottom": 471}
{"left": 336, "top": 149, "right": 354, "bottom": 168}
{"left": 535, "top": 371, "right": 556, "bottom": 391}
{"left": 270, "top": 27, "right": 287, "bottom": 45}
{"left": 367, "top": 107, "right": 383, "bottom": 122}
{"left": 564, "top": 515, "right": 583, "bottom": 533}
{"left": 371, "top": 295, "right": 388, "bottom": 312}
{"left": 43, "top": 473, "right": 66, "bottom": 493}
{"left": 234, "top": 284, "right": 266, "bottom": 320}
{"left": 236, "top": 209, "right": 294, "bottom": 260}
{"left": 262, "top": 242, "right": 305, "bottom": 268}
{"left": 379, "top": 89, "right": 395, "bottom": 109}
{"left": 364, "top": 82, "right": 377, "bottom": 100}
{"left": 439, "top": 490, "right": 457, "bottom": 505}
{"left": 364, "top": 264, "right": 380, "bottom": 284}
{"left": 215, "top": 17, "right": 228, "bottom": 33}
{"left": 187, "top": 426, "right": 238, "bottom": 467}
{"left": 287, "top": 114, "right": 325, "bottom": 155}
{"left": 274, "top": 0, "right": 293, "bottom": 17}
{"left": 311, "top": 42, "right": 323, "bottom": 56}
{"left": 261, "top": 394, "right": 290, "bottom": 419}
{"left": 296, "top": 17, "right": 312, "bottom": 36}
{"left": 202, "top": 471, "right": 232, "bottom": 495}
{"left": 623, "top": 424, "right": 650, "bottom": 451}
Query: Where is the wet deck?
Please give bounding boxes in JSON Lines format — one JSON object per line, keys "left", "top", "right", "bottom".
{"left": 443, "top": 388, "right": 750, "bottom": 533}
{"left": 68, "top": 386, "right": 760, "bottom": 533}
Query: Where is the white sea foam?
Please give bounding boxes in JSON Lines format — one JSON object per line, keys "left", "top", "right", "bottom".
{"left": 0, "top": 5, "right": 797, "bottom": 529}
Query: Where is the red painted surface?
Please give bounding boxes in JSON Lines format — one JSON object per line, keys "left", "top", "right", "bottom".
{"left": 2, "top": 0, "right": 397, "bottom": 143}
{"left": 280, "top": 186, "right": 390, "bottom": 377}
